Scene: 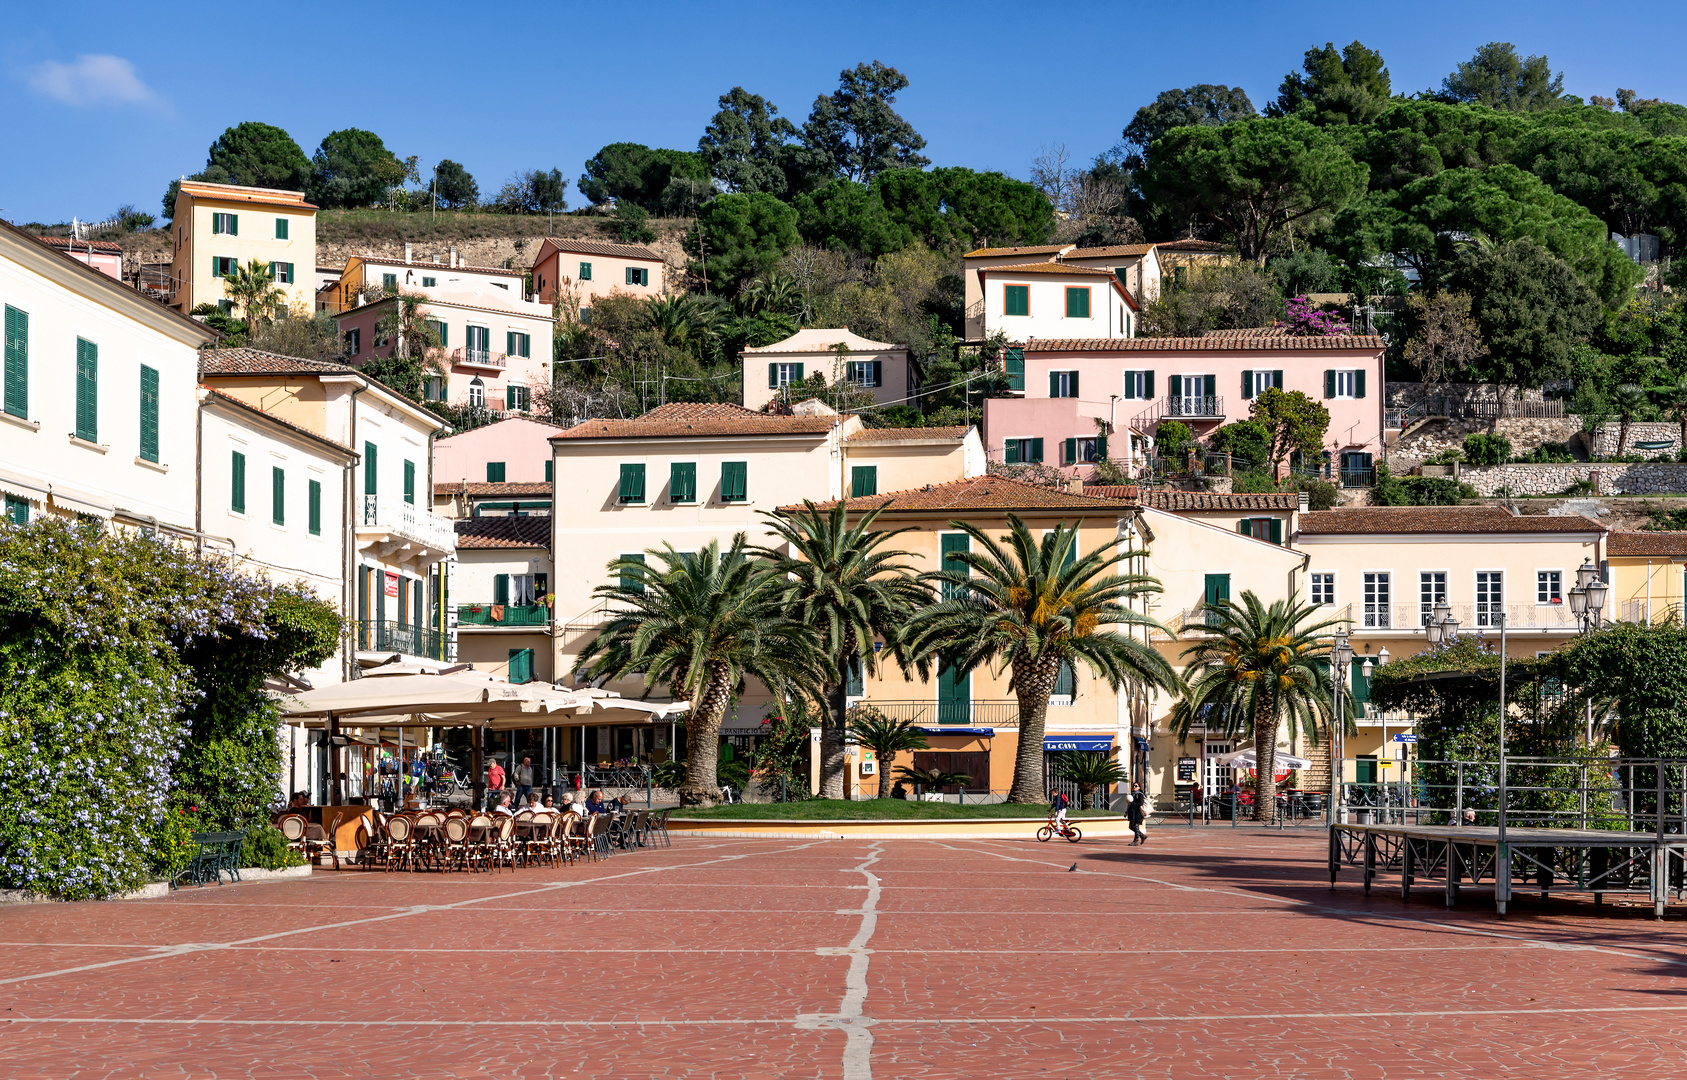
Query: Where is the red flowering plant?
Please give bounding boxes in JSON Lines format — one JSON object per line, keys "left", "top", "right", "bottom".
{"left": 1283, "top": 296, "right": 1351, "bottom": 336}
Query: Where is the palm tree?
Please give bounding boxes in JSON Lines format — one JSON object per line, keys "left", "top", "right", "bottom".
{"left": 755, "top": 500, "right": 932, "bottom": 799}
{"left": 741, "top": 271, "right": 803, "bottom": 319}
{"left": 1177, "top": 591, "right": 1345, "bottom": 822}
{"left": 1612, "top": 382, "right": 1650, "bottom": 457}
{"left": 375, "top": 291, "right": 443, "bottom": 363}
{"left": 907, "top": 515, "right": 1180, "bottom": 804}
{"left": 1654, "top": 373, "right": 1687, "bottom": 458}
{"left": 573, "top": 536, "right": 826, "bottom": 806}
{"left": 894, "top": 764, "right": 972, "bottom": 792}
{"left": 223, "top": 259, "right": 285, "bottom": 334}
{"left": 1055, "top": 751, "right": 1128, "bottom": 809}
{"left": 847, "top": 706, "right": 929, "bottom": 798}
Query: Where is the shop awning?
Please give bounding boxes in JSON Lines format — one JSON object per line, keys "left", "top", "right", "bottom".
{"left": 916, "top": 727, "right": 994, "bottom": 736}
{"left": 1044, "top": 735, "right": 1115, "bottom": 752}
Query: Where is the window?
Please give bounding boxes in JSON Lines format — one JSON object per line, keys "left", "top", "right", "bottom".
{"left": 138, "top": 365, "right": 159, "bottom": 463}
{"left": 211, "top": 256, "right": 239, "bottom": 278}
{"left": 619, "top": 463, "right": 646, "bottom": 503}
{"left": 1064, "top": 286, "right": 1091, "bottom": 318}
{"left": 1062, "top": 436, "right": 1103, "bottom": 464}
{"left": 363, "top": 441, "right": 377, "bottom": 497}
{"left": 426, "top": 319, "right": 448, "bottom": 347}
{"left": 74, "top": 338, "right": 97, "bottom": 443}
{"left": 467, "top": 377, "right": 485, "bottom": 408}
{"left": 1477, "top": 571, "right": 1504, "bottom": 626}
{"left": 1052, "top": 659, "right": 1075, "bottom": 703}
{"left": 1325, "top": 369, "right": 1367, "bottom": 399}
{"left": 1204, "top": 574, "right": 1231, "bottom": 623}
{"left": 422, "top": 276, "right": 437, "bottom": 288}
{"left": 382, "top": 273, "right": 398, "bottom": 289}
{"left": 940, "top": 532, "right": 970, "bottom": 600}
{"left": 579, "top": 307, "right": 592, "bottom": 325}
{"left": 544, "top": 459, "right": 553, "bottom": 484}
{"left": 1049, "top": 370, "right": 1079, "bottom": 398}
{"left": 1003, "top": 284, "right": 1029, "bottom": 316}
{"left": 274, "top": 217, "right": 288, "bottom": 240}
{"left": 345, "top": 328, "right": 361, "bottom": 356}
{"left": 1005, "top": 347, "right": 1024, "bottom": 391}
{"left": 5, "top": 495, "right": 27, "bottom": 526}
{"left": 1538, "top": 570, "right": 1562, "bottom": 605}
{"left": 1419, "top": 571, "right": 1447, "bottom": 625}
{"left": 670, "top": 462, "right": 697, "bottom": 503}
{"left": 1121, "top": 370, "right": 1153, "bottom": 400}
{"left": 308, "top": 479, "right": 322, "bottom": 536}
{"left": 211, "top": 212, "right": 237, "bottom": 235}
{"left": 626, "top": 267, "right": 648, "bottom": 286}
{"left": 486, "top": 462, "right": 507, "bottom": 483}
{"left": 4, "top": 305, "right": 28, "bottom": 419}
{"left": 1168, "top": 374, "right": 1216, "bottom": 417}
{"left": 269, "top": 261, "right": 295, "bottom": 284}
{"left": 619, "top": 552, "right": 646, "bottom": 593}
{"left": 465, "top": 325, "right": 490, "bottom": 359}
{"left": 1241, "top": 370, "right": 1282, "bottom": 399}
{"left": 1363, "top": 572, "right": 1390, "bottom": 628}
{"left": 231, "top": 451, "right": 246, "bottom": 513}
{"left": 1239, "top": 517, "right": 1283, "bottom": 544}
{"left": 507, "top": 331, "right": 531, "bottom": 358}
{"left": 1310, "top": 572, "right": 1334, "bottom": 606}
{"left": 1003, "top": 437, "right": 1044, "bottom": 464}
{"left": 850, "top": 465, "right": 878, "bottom": 498}
{"left": 846, "top": 360, "right": 882, "bottom": 387}
{"left": 508, "top": 648, "right": 535, "bottom": 685}
{"left": 505, "top": 384, "right": 530, "bottom": 412}
{"left": 579, "top": 261, "right": 593, "bottom": 281}
{"left": 272, "top": 466, "right": 286, "bottom": 526}
{"left": 721, "top": 461, "right": 748, "bottom": 502}
{"left": 768, "top": 362, "right": 804, "bottom": 389}
{"left": 403, "top": 459, "right": 415, "bottom": 505}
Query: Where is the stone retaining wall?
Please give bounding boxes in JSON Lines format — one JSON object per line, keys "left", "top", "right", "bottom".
{"left": 1461, "top": 462, "right": 1687, "bottom": 497}
{"left": 1587, "top": 421, "right": 1683, "bottom": 459}
{"left": 1391, "top": 417, "right": 1582, "bottom": 469}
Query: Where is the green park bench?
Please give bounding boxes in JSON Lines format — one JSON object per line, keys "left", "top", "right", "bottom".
{"left": 173, "top": 830, "right": 245, "bottom": 889}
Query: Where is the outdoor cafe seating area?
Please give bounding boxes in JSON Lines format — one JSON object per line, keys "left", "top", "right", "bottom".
{"left": 276, "top": 806, "right": 671, "bottom": 872}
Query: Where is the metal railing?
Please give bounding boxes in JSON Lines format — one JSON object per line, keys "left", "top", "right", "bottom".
{"left": 452, "top": 347, "right": 507, "bottom": 369}
{"left": 457, "top": 603, "right": 549, "bottom": 627}
{"left": 845, "top": 699, "right": 1020, "bottom": 727}
{"left": 1349, "top": 601, "right": 1580, "bottom": 633}
{"left": 1164, "top": 394, "right": 1223, "bottom": 419}
{"left": 1339, "top": 466, "right": 1376, "bottom": 488}
{"left": 360, "top": 494, "right": 457, "bottom": 553}
{"left": 356, "top": 619, "right": 455, "bottom": 662}
{"left": 1618, "top": 600, "right": 1682, "bottom": 625}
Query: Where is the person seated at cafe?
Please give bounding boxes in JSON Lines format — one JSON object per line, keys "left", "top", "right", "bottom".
{"left": 527, "top": 793, "right": 551, "bottom": 816}
{"left": 288, "top": 791, "right": 310, "bottom": 811}
{"left": 539, "top": 795, "right": 562, "bottom": 816}
{"left": 492, "top": 792, "right": 515, "bottom": 817}
{"left": 585, "top": 789, "right": 608, "bottom": 815}
{"left": 563, "top": 793, "right": 586, "bottom": 816}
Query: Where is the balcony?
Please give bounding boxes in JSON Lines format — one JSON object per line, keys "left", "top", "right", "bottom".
{"left": 1164, "top": 395, "right": 1224, "bottom": 420}
{"left": 1339, "top": 467, "right": 1376, "bottom": 488}
{"left": 356, "top": 620, "right": 455, "bottom": 662}
{"left": 457, "top": 603, "right": 550, "bottom": 627}
{"left": 357, "top": 495, "right": 456, "bottom": 567}
{"left": 452, "top": 347, "right": 508, "bottom": 370}
{"left": 846, "top": 699, "right": 1019, "bottom": 727}
{"left": 1342, "top": 600, "right": 1580, "bottom": 633}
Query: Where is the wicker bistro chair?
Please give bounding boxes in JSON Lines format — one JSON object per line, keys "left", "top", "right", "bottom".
{"left": 492, "top": 815, "right": 517, "bottom": 871}
{"left": 440, "top": 814, "right": 471, "bottom": 872}
{"left": 557, "top": 812, "right": 585, "bottom": 864}
{"left": 277, "top": 813, "right": 308, "bottom": 858}
{"left": 533, "top": 814, "right": 560, "bottom": 867}
{"left": 414, "top": 812, "right": 444, "bottom": 870}
{"left": 466, "top": 814, "right": 495, "bottom": 872}
{"left": 512, "top": 811, "right": 536, "bottom": 868}
{"left": 383, "top": 814, "right": 416, "bottom": 873}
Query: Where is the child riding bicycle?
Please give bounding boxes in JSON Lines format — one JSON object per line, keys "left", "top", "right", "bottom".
{"left": 1049, "top": 789, "right": 1071, "bottom": 830}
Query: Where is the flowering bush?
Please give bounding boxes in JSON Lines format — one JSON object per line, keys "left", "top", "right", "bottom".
{"left": 0, "top": 519, "right": 337, "bottom": 898}
{"left": 1283, "top": 296, "right": 1351, "bottom": 336}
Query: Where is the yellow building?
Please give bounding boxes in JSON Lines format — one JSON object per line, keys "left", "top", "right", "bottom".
{"left": 1605, "top": 531, "right": 1687, "bottom": 624}
{"left": 168, "top": 181, "right": 317, "bottom": 316}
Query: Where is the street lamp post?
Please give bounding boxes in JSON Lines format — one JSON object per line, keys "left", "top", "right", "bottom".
{"left": 1567, "top": 558, "right": 1608, "bottom": 744}
{"left": 1332, "top": 630, "right": 1354, "bottom": 822}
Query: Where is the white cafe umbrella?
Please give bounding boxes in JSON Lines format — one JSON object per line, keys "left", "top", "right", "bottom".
{"left": 1215, "top": 748, "right": 1313, "bottom": 770}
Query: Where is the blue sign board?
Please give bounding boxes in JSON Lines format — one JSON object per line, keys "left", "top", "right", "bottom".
{"left": 1392, "top": 733, "right": 1418, "bottom": 743}
{"left": 1044, "top": 736, "right": 1116, "bottom": 752}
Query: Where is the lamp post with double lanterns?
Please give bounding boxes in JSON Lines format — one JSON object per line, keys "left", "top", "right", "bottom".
{"left": 1567, "top": 558, "right": 1609, "bottom": 743}
{"left": 1332, "top": 629, "right": 1354, "bottom": 822}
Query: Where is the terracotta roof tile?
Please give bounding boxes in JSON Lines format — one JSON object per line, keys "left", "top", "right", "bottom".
{"left": 534, "top": 236, "right": 664, "bottom": 262}
{"left": 1299, "top": 507, "right": 1606, "bottom": 536}
{"left": 352, "top": 254, "right": 522, "bottom": 277}
{"left": 179, "top": 181, "right": 315, "bottom": 209}
{"left": 1081, "top": 485, "right": 1140, "bottom": 500}
{"left": 1027, "top": 335, "right": 1386, "bottom": 352}
{"left": 963, "top": 244, "right": 1071, "bottom": 258}
{"left": 846, "top": 426, "right": 970, "bottom": 442}
{"left": 1064, "top": 244, "right": 1157, "bottom": 259}
{"left": 1608, "top": 531, "right": 1687, "bottom": 556}
{"left": 1145, "top": 490, "right": 1301, "bottom": 511}
{"left": 553, "top": 401, "right": 838, "bottom": 440}
{"left": 978, "top": 262, "right": 1117, "bottom": 277}
{"left": 35, "top": 235, "right": 123, "bottom": 254}
{"left": 1203, "top": 326, "right": 1291, "bottom": 338}
{"left": 1154, "top": 238, "right": 1227, "bottom": 252}
{"left": 791, "top": 476, "right": 1134, "bottom": 514}
{"left": 453, "top": 516, "right": 552, "bottom": 550}
{"left": 200, "top": 348, "right": 357, "bottom": 377}
{"left": 433, "top": 481, "right": 553, "bottom": 498}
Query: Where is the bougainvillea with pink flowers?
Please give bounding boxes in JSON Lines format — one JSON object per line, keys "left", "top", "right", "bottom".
{"left": 1283, "top": 296, "right": 1351, "bottom": 336}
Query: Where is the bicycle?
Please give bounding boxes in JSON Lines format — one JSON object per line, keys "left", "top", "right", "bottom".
{"left": 1036, "top": 814, "right": 1082, "bottom": 843}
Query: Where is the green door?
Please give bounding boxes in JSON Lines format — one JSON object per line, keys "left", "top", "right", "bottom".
{"left": 1005, "top": 347, "right": 1024, "bottom": 392}
{"left": 937, "top": 660, "right": 970, "bottom": 725}
{"left": 1203, "top": 573, "right": 1230, "bottom": 626}
{"left": 1356, "top": 756, "right": 1378, "bottom": 787}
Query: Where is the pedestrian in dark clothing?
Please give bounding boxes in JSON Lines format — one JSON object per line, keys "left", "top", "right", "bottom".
{"left": 1126, "top": 784, "right": 1148, "bottom": 845}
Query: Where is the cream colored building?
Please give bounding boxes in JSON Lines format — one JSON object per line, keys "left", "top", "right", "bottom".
{"left": 168, "top": 181, "right": 317, "bottom": 315}
{"left": 1606, "top": 531, "right": 1686, "bottom": 624}
{"left": 452, "top": 515, "right": 554, "bottom": 686}
{"left": 741, "top": 328, "right": 912, "bottom": 413}
{"left": 0, "top": 219, "right": 212, "bottom": 532}
{"left": 529, "top": 237, "right": 664, "bottom": 318}
{"left": 320, "top": 251, "right": 526, "bottom": 313}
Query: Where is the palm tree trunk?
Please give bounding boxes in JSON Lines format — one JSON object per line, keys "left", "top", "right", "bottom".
{"left": 679, "top": 669, "right": 732, "bottom": 807}
{"left": 1252, "top": 697, "right": 1277, "bottom": 823}
{"left": 820, "top": 675, "right": 849, "bottom": 800}
{"left": 877, "top": 752, "right": 892, "bottom": 799}
{"left": 1008, "top": 659, "right": 1061, "bottom": 804}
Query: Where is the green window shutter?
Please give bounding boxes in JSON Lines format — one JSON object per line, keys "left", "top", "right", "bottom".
{"left": 1168, "top": 374, "right": 1182, "bottom": 398}
{"left": 619, "top": 552, "right": 645, "bottom": 593}
{"left": 1071, "top": 371, "right": 1079, "bottom": 397}
{"left": 438, "top": 322, "right": 448, "bottom": 347}
{"left": 286, "top": 262, "right": 295, "bottom": 284}
{"left": 1066, "top": 287, "right": 1090, "bottom": 318}
{"left": 1241, "top": 371, "right": 1253, "bottom": 400}
{"left": 1354, "top": 370, "right": 1367, "bottom": 398}
{"left": 138, "top": 365, "right": 159, "bottom": 463}
{"left": 403, "top": 459, "right": 416, "bottom": 504}
{"left": 1122, "top": 371, "right": 1136, "bottom": 400}
{"left": 619, "top": 463, "right": 645, "bottom": 502}
{"left": 1004, "top": 284, "right": 1029, "bottom": 316}
{"left": 1028, "top": 438, "right": 1044, "bottom": 463}
{"left": 1324, "top": 370, "right": 1335, "bottom": 398}
{"left": 1204, "top": 573, "right": 1230, "bottom": 607}
{"left": 1145, "top": 371, "right": 1154, "bottom": 398}
{"left": 1054, "top": 659, "right": 1074, "bottom": 697}
{"left": 275, "top": 217, "right": 288, "bottom": 239}
{"left": 1049, "top": 371, "right": 1060, "bottom": 398}
{"left": 1273, "top": 370, "right": 1284, "bottom": 389}
{"left": 270, "top": 261, "right": 280, "bottom": 280}
{"left": 1005, "top": 347, "right": 1025, "bottom": 391}
{"left": 364, "top": 442, "right": 377, "bottom": 496}
{"left": 544, "top": 459, "right": 553, "bottom": 483}
{"left": 272, "top": 466, "right": 285, "bottom": 525}
{"left": 850, "top": 465, "right": 877, "bottom": 497}
{"left": 74, "top": 338, "right": 97, "bottom": 442}
{"left": 579, "top": 261, "right": 591, "bottom": 281}
{"left": 721, "top": 461, "right": 747, "bottom": 501}
{"left": 871, "top": 360, "right": 882, "bottom": 386}
{"left": 1064, "top": 437, "right": 1077, "bottom": 465}
{"left": 506, "top": 384, "right": 516, "bottom": 410}
{"left": 1239, "top": 519, "right": 1252, "bottom": 538}
{"left": 509, "top": 649, "right": 534, "bottom": 684}
{"left": 487, "top": 461, "right": 506, "bottom": 483}
{"left": 308, "top": 479, "right": 322, "bottom": 535}
{"left": 507, "top": 331, "right": 516, "bottom": 355}
{"left": 494, "top": 573, "right": 510, "bottom": 606}
{"left": 1095, "top": 433, "right": 1107, "bottom": 459}
{"left": 231, "top": 451, "right": 245, "bottom": 513}
{"left": 793, "top": 362, "right": 804, "bottom": 383}
{"left": 229, "top": 213, "right": 237, "bottom": 236}
{"left": 1269, "top": 518, "right": 1283, "bottom": 545}
{"left": 768, "top": 363, "right": 779, "bottom": 389}
{"left": 1204, "top": 374, "right": 1215, "bottom": 399}
{"left": 4, "top": 305, "right": 28, "bottom": 419}
{"left": 1004, "top": 439, "right": 1021, "bottom": 465}
{"left": 670, "top": 461, "right": 696, "bottom": 502}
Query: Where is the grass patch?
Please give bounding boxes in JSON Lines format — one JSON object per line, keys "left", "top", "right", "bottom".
{"left": 676, "top": 799, "right": 1116, "bottom": 821}
{"left": 314, "top": 209, "right": 693, "bottom": 247}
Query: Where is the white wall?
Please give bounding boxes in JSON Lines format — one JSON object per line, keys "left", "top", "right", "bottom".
{"left": 983, "top": 273, "right": 1130, "bottom": 343}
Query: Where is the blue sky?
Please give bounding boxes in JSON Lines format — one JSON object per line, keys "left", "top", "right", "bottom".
{"left": 4, "top": 0, "right": 1685, "bottom": 225}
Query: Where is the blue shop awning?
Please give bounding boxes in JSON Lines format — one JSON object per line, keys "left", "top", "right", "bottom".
{"left": 1044, "top": 735, "right": 1115, "bottom": 753}
{"left": 915, "top": 727, "right": 994, "bottom": 737}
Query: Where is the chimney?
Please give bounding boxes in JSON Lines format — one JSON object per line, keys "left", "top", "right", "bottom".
{"left": 1067, "top": 478, "right": 1084, "bottom": 495}
{"left": 432, "top": 254, "right": 440, "bottom": 264}
{"left": 1298, "top": 490, "right": 1310, "bottom": 513}
{"left": 404, "top": 243, "right": 412, "bottom": 264}
{"left": 449, "top": 247, "right": 458, "bottom": 268}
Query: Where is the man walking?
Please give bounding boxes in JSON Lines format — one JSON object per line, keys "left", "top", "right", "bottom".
{"left": 486, "top": 757, "right": 506, "bottom": 810}
{"left": 514, "top": 756, "right": 535, "bottom": 807}
{"left": 1127, "top": 782, "right": 1149, "bottom": 845}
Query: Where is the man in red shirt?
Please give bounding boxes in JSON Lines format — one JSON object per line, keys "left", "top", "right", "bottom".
{"left": 486, "top": 759, "right": 506, "bottom": 810}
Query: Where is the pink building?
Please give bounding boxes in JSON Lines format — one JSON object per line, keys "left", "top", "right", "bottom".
{"left": 34, "top": 236, "right": 123, "bottom": 281}
{"left": 982, "top": 329, "right": 1390, "bottom": 480}
{"left": 529, "top": 237, "right": 665, "bottom": 320}
{"left": 432, "top": 416, "right": 562, "bottom": 518}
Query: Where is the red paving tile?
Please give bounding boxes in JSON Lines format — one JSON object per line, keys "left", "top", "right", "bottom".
{"left": 3, "top": 829, "right": 1686, "bottom": 1077}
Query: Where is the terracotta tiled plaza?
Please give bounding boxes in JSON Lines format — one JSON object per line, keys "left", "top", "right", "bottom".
{"left": 3, "top": 829, "right": 1686, "bottom": 1078}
